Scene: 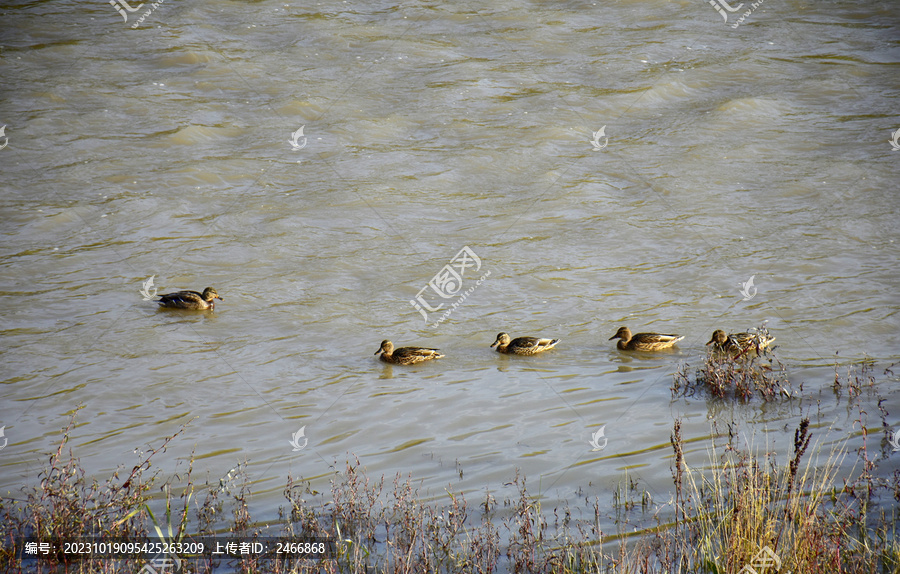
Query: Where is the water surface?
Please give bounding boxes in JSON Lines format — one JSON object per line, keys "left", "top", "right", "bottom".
{"left": 1, "top": 0, "right": 898, "bottom": 531}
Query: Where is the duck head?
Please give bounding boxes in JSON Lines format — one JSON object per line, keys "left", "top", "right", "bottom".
{"left": 201, "top": 287, "right": 223, "bottom": 302}
{"left": 608, "top": 327, "right": 631, "bottom": 341}
{"left": 490, "top": 333, "right": 511, "bottom": 348}
{"left": 706, "top": 329, "right": 728, "bottom": 346}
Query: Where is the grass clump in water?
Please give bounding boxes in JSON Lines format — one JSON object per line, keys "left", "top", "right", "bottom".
{"left": 672, "top": 324, "right": 793, "bottom": 401}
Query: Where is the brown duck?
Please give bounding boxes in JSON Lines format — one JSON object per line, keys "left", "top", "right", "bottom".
{"left": 490, "top": 332, "right": 560, "bottom": 355}
{"left": 706, "top": 329, "right": 775, "bottom": 357}
{"left": 375, "top": 340, "right": 444, "bottom": 365}
{"left": 609, "top": 326, "right": 683, "bottom": 351}
{"left": 157, "top": 287, "right": 222, "bottom": 310}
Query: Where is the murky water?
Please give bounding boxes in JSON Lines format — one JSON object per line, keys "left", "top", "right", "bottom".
{"left": 1, "top": 0, "right": 898, "bottom": 531}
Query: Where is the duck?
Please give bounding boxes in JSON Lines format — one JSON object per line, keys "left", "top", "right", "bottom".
{"left": 490, "top": 332, "right": 560, "bottom": 355}
{"left": 609, "top": 326, "right": 683, "bottom": 351}
{"left": 157, "top": 287, "right": 222, "bottom": 310}
{"left": 706, "top": 329, "right": 775, "bottom": 357}
{"left": 375, "top": 340, "right": 444, "bottom": 365}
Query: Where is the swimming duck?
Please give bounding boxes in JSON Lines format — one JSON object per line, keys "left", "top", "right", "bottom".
{"left": 375, "top": 340, "right": 444, "bottom": 365}
{"left": 609, "top": 326, "right": 683, "bottom": 351}
{"left": 490, "top": 332, "right": 560, "bottom": 355}
{"left": 157, "top": 287, "right": 222, "bottom": 310}
{"left": 706, "top": 329, "right": 775, "bottom": 357}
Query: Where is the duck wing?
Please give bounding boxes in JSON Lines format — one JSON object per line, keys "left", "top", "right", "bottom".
{"left": 158, "top": 290, "right": 204, "bottom": 307}
{"left": 393, "top": 347, "right": 444, "bottom": 362}
{"left": 634, "top": 333, "right": 683, "bottom": 344}
{"left": 730, "top": 332, "right": 775, "bottom": 352}
{"left": 510, "top": 337, "right": 559, "bottom": 352}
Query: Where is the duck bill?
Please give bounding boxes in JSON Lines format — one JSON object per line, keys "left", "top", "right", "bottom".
{"left": 217, "top": 296, "right": 224, "bottom": 301}
{"left": 490, "top": 340, "right": 499, "bottom": 348}
{"left": 608, "top": 334, "right": 618, "bottom": 340}
{"left": 374, "top": 349, "right": 383, "bottom": 356}
{"left": 705, "top": 339, "right": 715, "bottom": 346}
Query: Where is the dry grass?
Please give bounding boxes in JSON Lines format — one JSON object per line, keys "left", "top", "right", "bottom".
{"left": 3, "top": 365, "right": 898, "bottom": 573}
{"left": 659, "top": 416, "right": 900, "bottom": 574}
